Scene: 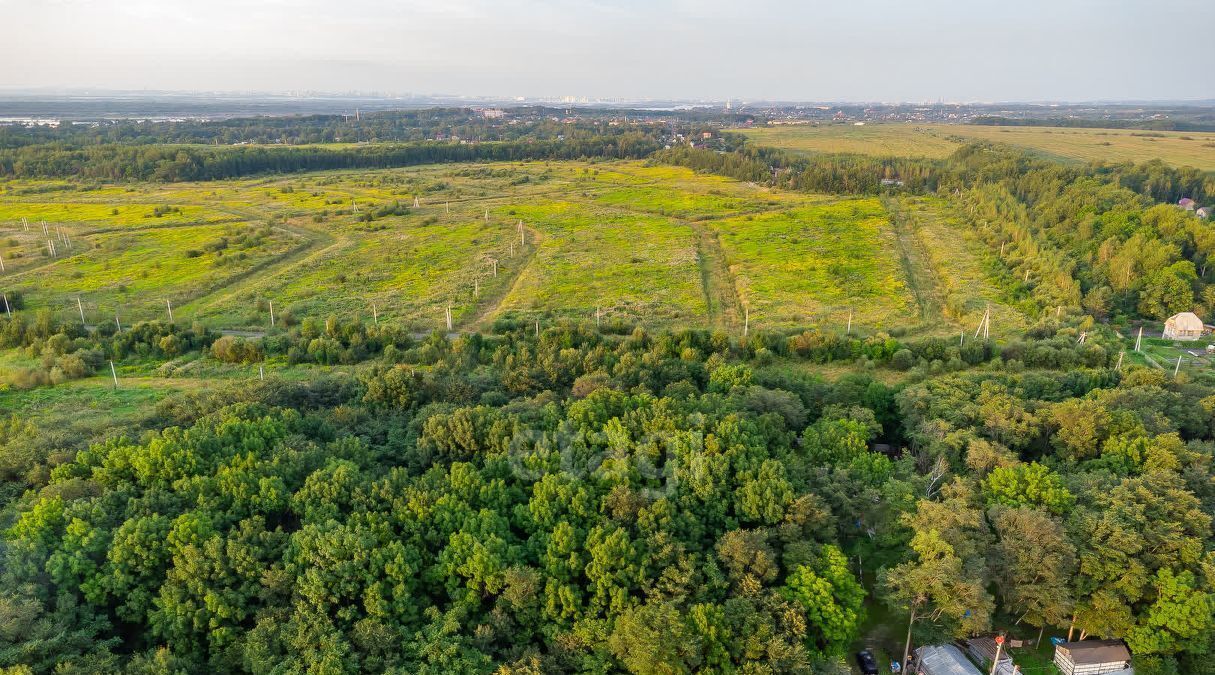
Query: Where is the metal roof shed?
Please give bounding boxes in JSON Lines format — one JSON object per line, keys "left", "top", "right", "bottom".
{"left": 912, "top": 645, "right": 983, "bottom": 675}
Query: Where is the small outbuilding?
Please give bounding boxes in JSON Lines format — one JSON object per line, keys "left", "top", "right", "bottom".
{"left": 1052, "top": 640, "right": 1132, "bottom": 675}
{"left": 1179, "top": 197, "right": 1196, "bottom": 211}
{"left": 911, "top": 644, "right": 983, "bottom": 675}
{"left": 1163, "top": 312, "right": 1205, "bottom": 340}
{"left": 1198, "top": 206, "right": 1212, "bottom": 219}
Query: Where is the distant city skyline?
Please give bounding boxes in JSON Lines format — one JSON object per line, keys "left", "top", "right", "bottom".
{"left": 4, "top": 0, "right": 1212, "bottom": 102}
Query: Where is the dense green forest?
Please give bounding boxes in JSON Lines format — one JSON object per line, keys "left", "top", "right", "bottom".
{"left": 2, "top": 314, "right": 1214, "bottom": 673}
{"left": 0, "top": 107, "right": 746, "bottom": 148}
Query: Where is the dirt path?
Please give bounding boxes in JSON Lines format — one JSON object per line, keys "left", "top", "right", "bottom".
{"left": 464, "top": 224, "right": 543, "bottom": 330}
{"left": 883, "top": 196, "right": 944, "bottom": 321}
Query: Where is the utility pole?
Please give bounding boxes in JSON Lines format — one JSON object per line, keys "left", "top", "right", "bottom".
{"left": 1175, "top": 355, "right": 1183, "bottom": 378}
{"left": 109, "top": 361, "right": 119, "bottom": 389}
{"left": 77, "top": 297, "right": 86, "bottom": 326}
{"left": 846, "top": 309, "right": 852, "bottom": 334}
{"left": 2, "top": 292, "right": 10, "bottom": 318}
{"left": 166, "top": 300, "right": 174, "bottom": 323}
{"left": 269, "top": 300, "right": 275, "bottom": 328}
{"left": 744, "top": 306, "right": 750, "bottom": 337}
{"left": 371, "top": 303, "right": 378, "bottom": 326}
{"left": 0, "top": 252, "right": 5, "bottom": 272}
{"left": 989, "top": 635, "right": 1005, "bottom": 675}
{"left": 115, "top": 315, "right": 122, "bottom": 333}
{"left": 1135, "top": 326, "right": 1143, "bottom": 352}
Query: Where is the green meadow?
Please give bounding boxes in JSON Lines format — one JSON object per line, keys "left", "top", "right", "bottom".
{"left": 0, "top": 160, "right": 1008, "bottom": 333}
{"left": 739, "top": 123, "right": 1215, "bottom": 170}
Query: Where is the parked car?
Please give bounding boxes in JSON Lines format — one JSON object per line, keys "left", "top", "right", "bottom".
{"left": 856, "top": 649, "right": 879, "bottom": 675}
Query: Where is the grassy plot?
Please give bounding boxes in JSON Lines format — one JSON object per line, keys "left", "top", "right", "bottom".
{"left": 7, "top": 222, "right": 304, "bottom": 324}
{"left": 710, "top": 198, "right": 915, "bottom": 330}
{"left": 886, "top": 196, "right": 1026, "bottom": 335}
{"left": 0, "top": 201, "right": 234, "bottom": 229}
{"left": 739, "top": 123, "right": 1215, "bottom": 170}
{"left": 737, "top": 124, "right": 961, "bottom": 159}
{"left": 493, "top": 200, "right": 707, "bottom": 325}
{"left": 187, "top": 215, "right": 521, "bottom": 330}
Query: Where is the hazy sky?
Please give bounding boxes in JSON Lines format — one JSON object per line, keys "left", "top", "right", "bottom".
{"left": 3, "top": 0, "right": 1212, "bottom": 102}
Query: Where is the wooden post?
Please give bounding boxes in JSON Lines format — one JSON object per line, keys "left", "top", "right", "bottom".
{"left": 492, "top": 259, "right": 498, "bottom": 276}
{"left": 960, "top": 330, "right": 964, "bottom": 346}
{"left": 846, "top": 309, "right": 852, "bottom": 334}
{"left": 445, "top": 201, "right": 450, "bottom": 215}
{"left": 166, "top": 300, "right": 174, "bottom": 323}
{"left": 2, "top": 292, "right": 10, "bottom": 318}
{"left": 372, "top": 303, "right": 378, "bottom": 326}
{"left": 485, "top": 209, "right": 489, "bottom": 222}
{"left": 509, "top": 242, "right": 515, "bottom": 258}
{"left": 109, "top": 360, "right": 119, "bottom": 389}
{"left": 413, "top": 196, "right": 420, "bottom": 208}
{"left": 519, "top": 220, "right": 525, "bottom": 247}
{"left": 744, "top": 306, "right": 750, "bottom": 337}
{"left": 446, "top": 303, "right": 453, "bottom": 331}
{"left": 77, "top": 297, "right": 86, "bottom": 326}
{"left": 596, "top": 306, "right": 601, "bottom": 327}
{"left": 268, "top": 300, "right": 275, "bottom": 328}
{"left": 115, "top": 315, "right": 122, "bottom": 333}
{"left": 259, "top": 364, "right": 265, "bottom": 381}
{"left": 901, "top": 608, "right": 917, "bottom": 671}
{"left": 535, "top": 318, "right": 539, "bottom": 337}
{"left": 1023, "top": 268, "right": 1030, "bottom": 282}
{"left": 1135, "top": 326, "right": 1143, "bottom": 352}
{"left": 1116, "top": 351, "right": 1124, "bottom": 371}
{"left": 1000, "top": 241, "right": 1006, "bottom": 256}
{"left": 0, "top": 252, "right": 5, "bottom": 272}
{"left": 1174, "top": 355, "right": 1182, "bottom": 378}
{"left": 474, "top": 277, "right": 480, "bottom": 297}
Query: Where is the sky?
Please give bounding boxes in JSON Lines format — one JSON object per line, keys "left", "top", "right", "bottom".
{"left": 2, "top": 0, "right": 1212, "bottom": 102}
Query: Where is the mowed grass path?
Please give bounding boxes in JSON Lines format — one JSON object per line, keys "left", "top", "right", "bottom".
{"left": 740, "top": 123, "right": 1215, "bottom": 170}
{"left": 710, "top": 198, "right": 916, "bottom": 330}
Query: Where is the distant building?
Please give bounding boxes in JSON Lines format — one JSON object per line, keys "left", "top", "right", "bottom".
{"left": 911, "top": 645, "right": 983, "bottom": 675}
{"left": 480, "top": 109, "right": 506, "bottom": 119}
{"left": 1179, "top": 197, "right": 1196, "bottom": 211}
{"left": 1164, "top": 312, "right": 1205, "bottom": 340}
{"left": 1198, "top": 206, "right": 1212, "bottom": 219}
{"left": 1052, "top": 640, "right": 1132, "bottom": 675}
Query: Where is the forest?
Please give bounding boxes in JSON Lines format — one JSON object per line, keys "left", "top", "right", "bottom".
{"left": 2, "top": 312, "right": 1213, "bottom": 674}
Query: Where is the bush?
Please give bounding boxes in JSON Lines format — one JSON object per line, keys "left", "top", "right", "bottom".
{"left": 890, "top": 349, "right": 915, "bottom": 370}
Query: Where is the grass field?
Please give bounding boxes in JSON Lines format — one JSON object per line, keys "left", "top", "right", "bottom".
{"left": 710, "top": 197, "right": 915, "bottom": 330}
{"left": 0, "top": 160, "right": 1016, "bottom": 334}
{"left": 739, "top": 123, "right": 1215, "bottom": 170}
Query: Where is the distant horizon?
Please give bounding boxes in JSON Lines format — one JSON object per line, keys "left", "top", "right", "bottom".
{"left": 5, "top": 0, "right": 1212, "bottom": 102}
{"left": 0, "top": 88, "right": 1213, "bottom": 109}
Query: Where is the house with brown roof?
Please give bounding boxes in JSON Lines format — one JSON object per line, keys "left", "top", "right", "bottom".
{"left": 1052, "top": 640, "right": 1132, "bottom": 675}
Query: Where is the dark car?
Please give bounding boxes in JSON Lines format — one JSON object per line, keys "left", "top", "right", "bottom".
{"left": 856, "top": 649, "right": 879, "bottom": 675}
